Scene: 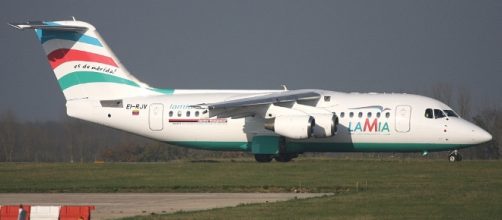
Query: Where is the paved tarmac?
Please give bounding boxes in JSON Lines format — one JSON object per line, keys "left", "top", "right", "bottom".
{"left": 0, "top": 193, "right": 328, "bottom": 219}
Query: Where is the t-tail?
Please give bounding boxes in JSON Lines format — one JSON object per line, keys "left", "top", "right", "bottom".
{"left": 8, "top": 20, "right": 174, "bottom": 101}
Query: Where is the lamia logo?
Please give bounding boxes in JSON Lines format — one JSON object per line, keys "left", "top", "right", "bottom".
{"left": 347, "top": 105, "right": 391, "bottom": 133}
{"left": 348, "top": 118, "right": 390, "bottom": 133}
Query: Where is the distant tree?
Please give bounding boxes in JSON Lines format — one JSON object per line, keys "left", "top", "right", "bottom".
{"left": 472, "top": 107, "right": 501, "bottom": 159}
{"left": 0, "top": 111, "right": 18, "bottom": 162}
{"left": 62, "top": 118, "right": 75, "bottom": 163}
{"left": 457, "top": 86, "right": 471, "bottom": 119}
{"left": 18, "top": 122, "right": 37, "bottom": 162}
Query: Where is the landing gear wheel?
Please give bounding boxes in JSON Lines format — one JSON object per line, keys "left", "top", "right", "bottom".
{"left": 274, "top": 153, "right": 298, "bottom": 163}
{"left": 275, "top": 155, "right": 292, "bottom": 163}
{"left": 448, "top": 150, "right": 462, "bottom": 162}
{"left": 254, "top": 154, "right": 273, "bottom": 163}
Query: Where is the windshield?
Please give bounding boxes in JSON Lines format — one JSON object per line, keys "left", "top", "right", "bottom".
{"left": 443, "top": 110, "right": 459, "bottom": 117}
{"left": 434, "top": 109, "right": 446, "bottom": 118}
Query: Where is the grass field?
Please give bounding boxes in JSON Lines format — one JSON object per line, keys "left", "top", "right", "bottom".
{"left": 1, "top": 159, "right": 501, "bottom": 219}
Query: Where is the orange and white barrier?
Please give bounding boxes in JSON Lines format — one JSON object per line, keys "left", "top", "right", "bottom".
{"left": 0, "top": 205, "right": 95, "bottom": 220}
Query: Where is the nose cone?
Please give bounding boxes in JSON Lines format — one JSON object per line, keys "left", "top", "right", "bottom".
{"left": 448, "top": 119, "right": 493, "bottom": 145}
{"left": 468, "top": 123, "right": 492, "bottom": 144}
{"left": 476, "top": 128, "right": 492, "bottom": 144}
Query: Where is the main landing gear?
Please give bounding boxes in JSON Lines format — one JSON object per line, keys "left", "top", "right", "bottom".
{"left": 274, "top": 153, "right": 298, "bottom": 162}
{"left": 448, "top": 150, "right": 463, "bottom": 162}
{"left": 254, "top": 154, "right": 273, "bottom": 163}
{"left": 254, "top": 153, "right": 298, "bottom": 163}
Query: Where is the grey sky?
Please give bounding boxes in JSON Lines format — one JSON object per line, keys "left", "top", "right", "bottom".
{"left": 0, "top": 0, "right": 501, "bottom": 121}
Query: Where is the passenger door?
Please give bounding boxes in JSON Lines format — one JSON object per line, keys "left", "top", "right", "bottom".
{"left": 395, "top": 105, "right": 412, "bottom": 133}
{"left": 149, "top": 103, "right": 164, "bottom": 131}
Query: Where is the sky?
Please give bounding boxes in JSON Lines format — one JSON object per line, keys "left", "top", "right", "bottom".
{"left": 0, "top": 0, "right": 501, "bottom": 121}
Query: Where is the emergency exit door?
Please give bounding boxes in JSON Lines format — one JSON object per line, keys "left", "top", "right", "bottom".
{"left": 149, "top": 103, "right": 164, "bottom": 131}
{"left": 395, "top": 105, "right": 411, "bottom": 133}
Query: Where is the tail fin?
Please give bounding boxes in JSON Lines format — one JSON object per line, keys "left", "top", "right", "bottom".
{"left": 9, "top": 20, "right": 173, "bottom": 101}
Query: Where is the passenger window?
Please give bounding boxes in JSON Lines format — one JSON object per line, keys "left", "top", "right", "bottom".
{"left": 195, "top": 111, "right": 200, "bottom": 117}
{"left": 434, "top": 109, "right": 445, "bottom": 119}
{"left": 385, "top": 112, "right": 390, "bottom": 118}
{"left": 376, "top": 112, "right": 381, "bottom": 118}
{"left": 177, "top": 111, "right": 182, "bottom": 117}
{"left": 358, "top": 112, "right": 363, "bottom": 118}
{"left": 425, "top": 108, "right": 433, "bottom": 119}
{"left": 169, "top": 111, "right": 173, "bottom": 117}
{"left": 186, "top": 111, "right": 190, "bottom": 117}
{"left": 340, "top": 112, "right": 345, "bottom": 118}
{"left": 349, "top": 112, "right": 354, "bottom": 118}
{"left": 367, "top": 112, "right": 372, "bottom": 118}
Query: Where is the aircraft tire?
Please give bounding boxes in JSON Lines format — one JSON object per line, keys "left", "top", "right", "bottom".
{"left": 457, "top": 154, "right": 463, "bottom": 161}
{"left": 254, "top": 154, "right": 273, "bottom": 163}
{"left": 274, "top": 154, "right": 296, "bottom": 163}
{"left": 448, "top": 151, "right": 462, "bottom": 162}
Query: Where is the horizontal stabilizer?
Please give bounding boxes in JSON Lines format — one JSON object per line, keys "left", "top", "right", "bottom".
{"left": 8, "top": 21, "right": 88, "bottom": 31}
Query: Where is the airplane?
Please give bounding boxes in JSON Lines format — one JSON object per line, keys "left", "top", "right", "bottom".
{"left": 9, "top": 20, "right": 492, "bottom": 163}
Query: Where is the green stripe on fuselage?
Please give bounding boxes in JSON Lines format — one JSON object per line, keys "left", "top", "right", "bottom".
{"left": 167, "top": 141, "right": 470, "bottom": 153}
{"left": 147, "top": 87, "right": 175, "bottom": 95}
{"left": 286, "top": 142, "right": 470, "bottom": 153}
{"left": 167, "top": 141, "right": 250, "bottom": 151}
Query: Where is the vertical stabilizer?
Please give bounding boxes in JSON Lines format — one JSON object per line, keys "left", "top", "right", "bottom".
{"left": 9, "top": 20, "right": 173, "bottom": 101}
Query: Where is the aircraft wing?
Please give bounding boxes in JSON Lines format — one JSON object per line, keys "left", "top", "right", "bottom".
{"left": 192, "top": 89, "right": 322, "bottom": 118}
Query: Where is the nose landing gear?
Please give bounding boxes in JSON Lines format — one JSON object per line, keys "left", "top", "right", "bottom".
{"left": 448, "top": 150, "right": 463, "bottom": 162}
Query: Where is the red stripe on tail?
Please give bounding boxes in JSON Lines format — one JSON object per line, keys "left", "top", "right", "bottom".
{"left": 47, "top": 48, "right": 118, "bottom": 69}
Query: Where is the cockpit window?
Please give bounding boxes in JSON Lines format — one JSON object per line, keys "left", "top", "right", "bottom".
{"left": 425, "top": 108, "right": 433, "bottom": 119}
{"left": 434, "top": 109, "right": 446, "bottom": 119}
{"left": 443, "top": 110, "right": 459, "bottom": 118}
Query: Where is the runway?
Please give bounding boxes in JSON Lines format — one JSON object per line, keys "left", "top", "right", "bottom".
{"left": 0, "top": 193, "right": 328, "bottom": 219}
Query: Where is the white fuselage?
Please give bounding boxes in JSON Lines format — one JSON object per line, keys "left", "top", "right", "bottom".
{"left": 66, "top": 89, "right": 491, "bottom": 153}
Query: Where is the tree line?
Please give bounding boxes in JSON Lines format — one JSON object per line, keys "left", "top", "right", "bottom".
{"left": 0, "top": 84, "right": 500, "bottom": 162}
{"left": 0, "top": 112, "right": 244, "bottom": 162}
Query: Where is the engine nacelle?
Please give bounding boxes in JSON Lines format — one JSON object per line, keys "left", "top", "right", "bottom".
{"left": 264, "top": 115, "right": 315, "bottom": 139}
{"left": 311, "top": 113, "right": 338, "bottom": 138}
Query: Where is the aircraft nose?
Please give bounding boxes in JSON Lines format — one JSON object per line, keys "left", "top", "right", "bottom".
{"left": 450, "top": 119, "right": 492, "bottom": 145}
{"left": 470, "top": 125, "right": 492, "bottom": 144}
{"left": 477, "top": 128, "right": 492, "bottom": 143}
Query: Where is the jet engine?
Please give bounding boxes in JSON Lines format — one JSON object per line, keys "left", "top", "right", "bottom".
{"left": 310, "top": 113, "right": 338, "bottom": 138}
{"left": 264, "top": 115, "right": 315, "bottom": 139}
